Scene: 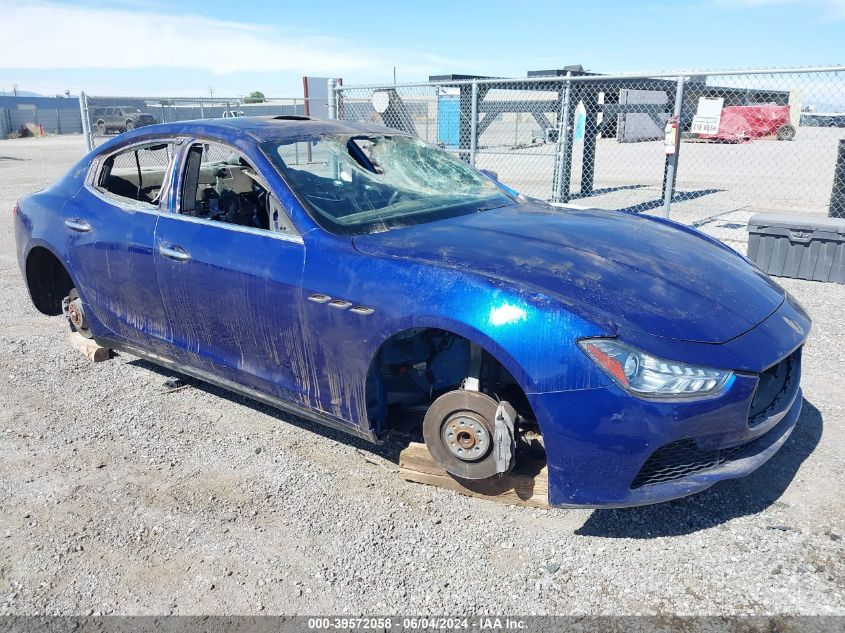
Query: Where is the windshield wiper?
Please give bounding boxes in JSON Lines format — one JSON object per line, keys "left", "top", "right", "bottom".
{"left": 475, "top": 201, "right": 512, "bottom": 213}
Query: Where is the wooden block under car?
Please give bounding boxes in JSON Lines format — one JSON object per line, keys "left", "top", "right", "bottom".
{"left": 398, "top": 442, "right": 549, "bottom": 508}
{"left": 67, "top": 332, "right": 113, "bottom": 362}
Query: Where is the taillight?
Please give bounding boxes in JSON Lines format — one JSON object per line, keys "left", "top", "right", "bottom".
{"left": 12, "top": 201, "right": 19, "bottom": 217}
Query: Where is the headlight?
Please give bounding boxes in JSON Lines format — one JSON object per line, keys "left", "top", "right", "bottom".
{"left": 578, "top": 338, "right": 733, "bottom": 398}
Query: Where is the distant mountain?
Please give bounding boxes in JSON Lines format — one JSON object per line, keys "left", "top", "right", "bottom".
{"left": 0, "top": 90, "right": 43, "bottom": 97}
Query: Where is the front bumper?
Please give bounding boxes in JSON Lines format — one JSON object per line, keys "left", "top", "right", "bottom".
{"left": 528, "top": 298, "right": 809, "bottom": 508}
{"left": 532, "top": 382, "right": 801, "bottom": 508}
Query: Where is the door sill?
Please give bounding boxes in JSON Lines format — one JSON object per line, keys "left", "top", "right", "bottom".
{"left": 95, "top": 336, "right": 381, "bottom": 444}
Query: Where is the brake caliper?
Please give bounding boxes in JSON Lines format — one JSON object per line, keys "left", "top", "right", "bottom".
{"left": 493, "top": 400, "right": 517, "bottom": 475}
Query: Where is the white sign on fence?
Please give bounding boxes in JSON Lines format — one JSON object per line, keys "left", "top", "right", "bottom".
{"left": 691, "top": 97, "right": 724, "bottom": 134}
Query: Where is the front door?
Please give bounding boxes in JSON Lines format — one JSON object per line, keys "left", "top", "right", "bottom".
{"left": 153, "top": 140, "right": 308, "bottom": 405}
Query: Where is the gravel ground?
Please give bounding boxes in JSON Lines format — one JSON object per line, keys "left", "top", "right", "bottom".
{"left": 0, "top": 135, "right": 843, "bottom": 616}
{"left": 477, "top": 125, "right": 845, "bottom": 246}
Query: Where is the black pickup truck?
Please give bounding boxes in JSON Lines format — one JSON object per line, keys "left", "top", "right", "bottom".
{"left": 92, "top": 106, "right": 157, "bottom": 135}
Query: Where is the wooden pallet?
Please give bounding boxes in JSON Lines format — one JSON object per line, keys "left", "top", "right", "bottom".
{"left": 398, "top": 442, "right": 549, "bottom": 508}
{"left": 67, "top": 332, "right": 113, "bottom": 362}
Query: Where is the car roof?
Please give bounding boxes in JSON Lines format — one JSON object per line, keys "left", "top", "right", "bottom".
{"left": 109, "top": 116, "right": 402, "bottom": 147}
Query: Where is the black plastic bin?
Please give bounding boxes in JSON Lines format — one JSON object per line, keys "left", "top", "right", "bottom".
{"left": 747, "top": 212, "right": 845, "bottom": 284}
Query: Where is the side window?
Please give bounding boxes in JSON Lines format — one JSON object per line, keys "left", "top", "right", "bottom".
{"left": 179, "top": 142, "right": 298, "bottom": 235}
{"left": 95, "top": 142, "right": 176, "bottom": 207}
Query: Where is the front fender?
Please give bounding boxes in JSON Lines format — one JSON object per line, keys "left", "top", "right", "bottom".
{"left": 302, "top": 233, "right": 614, "bottom": 432}
{"left": 368, "top": 278, "right": 614, "bottom": 396}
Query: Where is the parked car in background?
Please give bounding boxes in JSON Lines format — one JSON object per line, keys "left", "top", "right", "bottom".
{"left": 92, "top": 106, "right": 156, "bottom": 135}
{"left": 222, "top": 110, "right": 246, "bottom": 118}
{"left": 14, "top": 116, "right": 810, "bottom": 508}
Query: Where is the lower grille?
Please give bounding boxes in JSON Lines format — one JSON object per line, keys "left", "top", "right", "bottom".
{"left": 630, "top": 438, "right": 751, "bottom": 489}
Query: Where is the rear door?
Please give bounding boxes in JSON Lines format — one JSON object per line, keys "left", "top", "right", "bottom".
{"left": 153, "top": 140, "right": 308, "bottom": 405}
{"left": 61, "top": 140, "right": 178, "bottom": 351}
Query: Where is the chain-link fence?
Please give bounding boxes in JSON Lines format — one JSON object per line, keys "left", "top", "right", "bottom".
{"left": 79, "top": 94, "right": 308, "bottom": 150}
{"left": 334, "top": 66, "right": 845, "bottom": 247}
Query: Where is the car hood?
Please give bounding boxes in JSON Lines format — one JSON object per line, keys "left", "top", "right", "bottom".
{"left": 352, "top": 203, "right": 785, "bottom": 344}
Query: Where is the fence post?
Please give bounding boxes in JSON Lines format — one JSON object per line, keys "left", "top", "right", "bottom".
{"left": 327, "top": 79, "right": 337, "bottom": 120}
{"left": 552, "top": 71, "right": 573, "bottom": 203}
{"left": 327, "top": 80, "right": 339, "bottom": 177}
{"left": 78, "top": 91, "right": 93, "bottom": 152}
{"left": 829, "top": 139, "right": 845, "bottom": 219}
{"left": 662, "top": 75, "right": 686, "bottom": 218}
{"left": 199, "top": 98, "right": 205, "bottom": 118}
{"left": 470, "top": 80, "right": 479, "bottom": 166}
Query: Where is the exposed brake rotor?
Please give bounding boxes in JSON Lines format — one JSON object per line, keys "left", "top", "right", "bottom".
{"left": 63, "top": 288, "right": 92, "bottom": 339}
{"left": 423, "top": 390, "right": 503, "bottom": 480}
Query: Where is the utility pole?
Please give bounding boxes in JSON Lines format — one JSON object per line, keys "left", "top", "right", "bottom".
{"left": 208, "top": 86, "right": 214, "bottom": 99}
{"left": 13, "top": 84, "right": 18, "bottom": 96}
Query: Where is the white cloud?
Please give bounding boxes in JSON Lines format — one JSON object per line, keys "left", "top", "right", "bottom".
{"left": 822, "top": 0, "right": 845, "bottom": 18}
{"left": 721, "top": 0, "right": 797, "bottom": 5}
{"left": 0, "top": 2, "right": 466, "bottom": 76}
{"left": 716, "top": 0, "right": 845, "bottom": 19}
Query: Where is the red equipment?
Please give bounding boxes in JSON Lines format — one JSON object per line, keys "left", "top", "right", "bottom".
{"left": 699, "top": 104, "right": 795, "bottom": 143}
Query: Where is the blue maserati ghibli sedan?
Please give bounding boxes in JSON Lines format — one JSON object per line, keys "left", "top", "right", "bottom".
{"left": 14, "top": 116, "right": 810, "bottom": 507}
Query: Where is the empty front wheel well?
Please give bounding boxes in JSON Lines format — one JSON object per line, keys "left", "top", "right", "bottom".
{"left": 25, "top": 247, "right": 74, "bottom": 315}
{"left": 365, "top": 327, "right": 536, "bottom": 436}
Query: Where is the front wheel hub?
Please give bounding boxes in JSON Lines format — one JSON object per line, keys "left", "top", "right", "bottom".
{"left": 423, "top": 390, "right": 499, "bottom": 480}
{"left": 441, "top": 412, "right": 489, "bottom": 462}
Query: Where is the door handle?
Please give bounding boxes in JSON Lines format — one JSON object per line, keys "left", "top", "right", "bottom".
{"left": 158, "top": 245, "right": 191, "bottom": 262}
{"left": 64, "top": 219, "right": 91, "bottom": 233}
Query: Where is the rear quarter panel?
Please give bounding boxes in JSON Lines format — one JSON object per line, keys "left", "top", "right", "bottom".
{"left": 15, "top": 157, "right": 91, "bottom": 283}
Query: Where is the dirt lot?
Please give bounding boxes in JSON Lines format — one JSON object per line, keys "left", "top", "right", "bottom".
{"left": 0, "top": 135, "right": 843, "bottom": 616}
{"left": 476, "top": 125, "right": 845, "bottom": 246}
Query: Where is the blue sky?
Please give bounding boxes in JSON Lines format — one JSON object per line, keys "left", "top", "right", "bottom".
{"left": 0, "top": 0, "right": 842, "bottom": 97}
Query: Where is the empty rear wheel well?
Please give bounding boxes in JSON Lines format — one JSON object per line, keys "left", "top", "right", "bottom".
{"left": 25, "top": 247, "right": 74, "bottom": 315}
{"left": 365, "top": 328, "right": 536, "bottom": 436}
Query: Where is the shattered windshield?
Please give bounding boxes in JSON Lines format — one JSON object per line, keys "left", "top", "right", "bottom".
{"left": 260, "top": 134, "right": 516, "bottom": 234}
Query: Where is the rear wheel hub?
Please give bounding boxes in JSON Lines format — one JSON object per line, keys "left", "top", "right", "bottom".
{"left": 65, "top": 288, "right": 92, "bottom": 339}
{"left": 67, "top": 301, "right": 83, "bottom": 329}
